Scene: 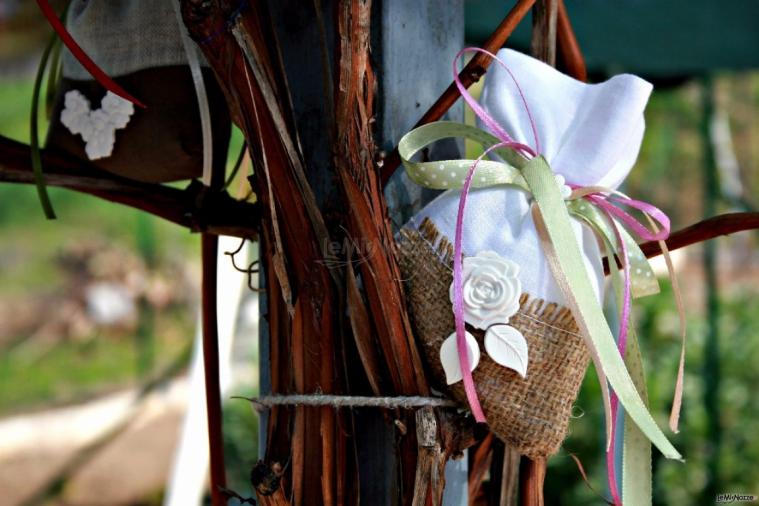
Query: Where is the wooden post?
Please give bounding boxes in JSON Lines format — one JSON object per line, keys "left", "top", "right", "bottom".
{"left": 201, "top": 234, "right": 227, "bottom": 506}
{"left": 530, "top": 0, "right": 558, "bottom": 67}
{"left": 263, "top": 0, "right": 464, "bottom": 503}
{"left": 376, "top": 0, "right": 465, "bottom": 229}
{"left": 374, "top": 3, "right": 467, "bottom": 501}
{"left": 518, "top": 457, "right": 546, "bottom": 506}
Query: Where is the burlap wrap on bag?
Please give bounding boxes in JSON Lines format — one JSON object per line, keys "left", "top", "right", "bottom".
{"left": 398, "top": 218, "right": 589, "bottom": 458}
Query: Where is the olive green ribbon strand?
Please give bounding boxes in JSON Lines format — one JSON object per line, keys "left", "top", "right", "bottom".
{"left": 621, "top": 307, "right": 653, "bottom": 505}
{"left": 579, "top": 208, "right": 653, "bottom": 506}
{"left": 523, "top": 155, "right": 680, "bottom": 461}
{"left": 568, "top": 200, "right": 660, "bottom": 299}
{"left": 399, "top": 121, "right": 660, "bottom": 294}
{"left": 30, "top": 30, "right": 59, "bottom": 220}
{"left": 399, "top": 121, "right": 528, "bottom": 190}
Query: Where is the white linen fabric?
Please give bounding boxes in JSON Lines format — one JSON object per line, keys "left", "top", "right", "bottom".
{"left": 405, "top": 49, "right": 653, "bottom": 305}
{"left": 62, "top": 0, "right": 207, "bottom": 80}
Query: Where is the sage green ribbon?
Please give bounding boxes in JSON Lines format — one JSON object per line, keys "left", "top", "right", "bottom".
{"left": 399, "top": 121, "right": 528, "bottom": 190}
{"left": 399, "top": 121, "right": 660, "bottom": 296}
{"left": 582, "top": 205, "right": 654, "bottom": 505}
{"left": 523, "top": 155, "right": 680, "bottom": 460}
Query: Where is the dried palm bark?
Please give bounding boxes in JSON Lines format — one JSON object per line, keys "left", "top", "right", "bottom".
{"left": 181, "top": 0, "right": 455, "bottom": 504}
{"left": 182, "top": 2, "right": 345, "bottom": 503}
{"left": 333, "top": 2, "right": 436, "bottom": 501}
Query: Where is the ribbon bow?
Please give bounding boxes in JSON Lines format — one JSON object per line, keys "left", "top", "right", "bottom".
{"left": 398, "top": 47, "right": 686, "bottom": 505}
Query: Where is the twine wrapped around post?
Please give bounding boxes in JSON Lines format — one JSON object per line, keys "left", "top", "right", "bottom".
{"left": 237, "top": 394, "right": 457, "bottom": 410}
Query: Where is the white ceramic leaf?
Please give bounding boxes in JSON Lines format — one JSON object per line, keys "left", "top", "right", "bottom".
{"left": 440, "top": 331, "right": 481, "bottom": 385}
{"left": 484, "top": 324, "right": 529, "bottom": 378}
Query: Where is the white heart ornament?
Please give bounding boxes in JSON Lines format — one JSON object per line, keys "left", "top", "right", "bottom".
{"left": 440, "top": 330, "right": 481, "bottom": 385}
{"left": 484, "top": 324, "right": 529, "bottom": 378}
{"left": 60, "top": 90, "right": 134, "bottom": 161}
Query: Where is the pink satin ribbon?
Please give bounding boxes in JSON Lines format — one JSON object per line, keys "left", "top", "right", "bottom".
{"left": 452, "top": 47, "right": 538, "bottom": 423}
{"left": 451, "top": 47, "right": 672, "bottom": 506}
{"left": 586, "top": 190, "right": 669, "bottom": 506}
{"left": 453, "top": 139, "right": 525, "bottom": 423}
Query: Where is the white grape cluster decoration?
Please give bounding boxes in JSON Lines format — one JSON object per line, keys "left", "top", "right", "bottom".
{"left": 60, "top": 90, "right": 134, "bottom": 161}
{"left": 441, "top": 250, "right": 529, "bottom": 384}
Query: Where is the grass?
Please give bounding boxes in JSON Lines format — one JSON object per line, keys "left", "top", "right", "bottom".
{"left": 0, "top": 76, "right": 199, "bottom": 292}
{"left": 0, "top": 72, "right": 253, "bottom": 416}
{"left": 0, "top": 78, "right": 218, "bottom": 414}
{"left": 0, "top": 323, "right": 191, "bottom": 415}
{"left": 223, "top": 387, "right": 260, "bottom": 497}
{"left": 0, "top": 78, "right": 37, "bottom": 143}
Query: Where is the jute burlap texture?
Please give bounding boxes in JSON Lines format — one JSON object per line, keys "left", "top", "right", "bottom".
{"left": 398, "top": 218, "right": 590, "bottom": 457}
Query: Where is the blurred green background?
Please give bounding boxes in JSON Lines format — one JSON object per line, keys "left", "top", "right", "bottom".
{"left": 0, "top": 4, "right": 256, "bottom": 504}
{"left": 1, "top": 0, "right": 759, "bottom": 505}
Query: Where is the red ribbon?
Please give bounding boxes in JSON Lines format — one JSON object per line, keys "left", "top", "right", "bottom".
{"left": 36, "top": 0, "right": 146, "bottom": 109}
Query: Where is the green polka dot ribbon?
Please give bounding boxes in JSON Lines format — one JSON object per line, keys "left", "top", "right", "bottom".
{"left": 398, "top": 120, "right": 660, "bottom": 299}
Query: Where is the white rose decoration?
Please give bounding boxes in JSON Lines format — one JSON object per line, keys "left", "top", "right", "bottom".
{"left": 449, "top": 250, "right": 521, "bottom": 329}
{"left": 442, "top": 251, "right": 530, "bottom": 383}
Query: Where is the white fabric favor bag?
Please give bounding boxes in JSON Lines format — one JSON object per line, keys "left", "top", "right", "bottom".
{"left": 396, "top": 49, "right": 654, "bottom": 457}
{"left": 409, "top": 49, "right": 653, "bottom": 305}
